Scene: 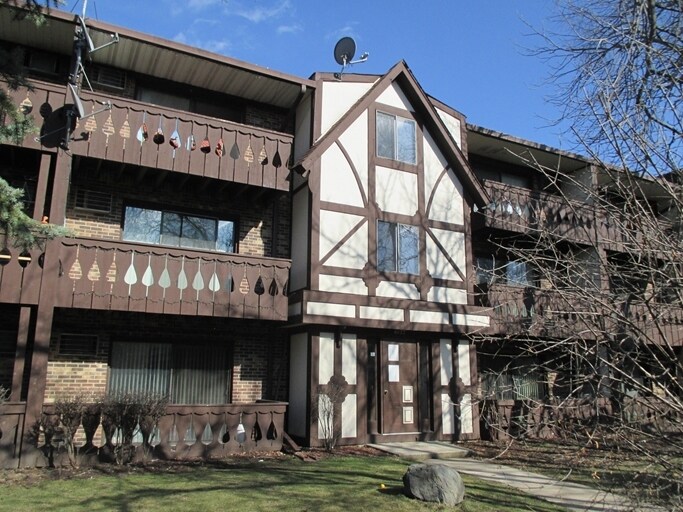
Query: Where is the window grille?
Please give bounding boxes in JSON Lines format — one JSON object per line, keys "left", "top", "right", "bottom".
{"left": 74, "top": 188, "right": 113, "bottom": 213}
{"left": 58, "top": 333, "right": 99, "bottom": 356}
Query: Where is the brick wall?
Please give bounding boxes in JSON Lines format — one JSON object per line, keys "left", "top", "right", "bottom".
{"left": 44, "top": 310, "right": 288, "bottom": 404}
{"left": 65, "top": 162, "right": 287, "bottom": 258}
{"left": 245, "top": 105, "right": 287, "bottom": 133}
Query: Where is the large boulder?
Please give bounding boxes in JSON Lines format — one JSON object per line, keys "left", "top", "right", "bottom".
{"left": 403, "top": 463, "right": 465, "bottom": 506}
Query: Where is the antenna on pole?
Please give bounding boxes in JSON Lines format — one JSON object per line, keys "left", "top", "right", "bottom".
{"left": 56, "top": 1, "right": 118, "bottom": 150}
{"left": 333, "top": 37, "right": 369, "bottom": 80}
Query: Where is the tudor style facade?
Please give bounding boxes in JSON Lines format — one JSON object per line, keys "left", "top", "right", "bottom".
{"left": 286, "top": 64, "right": 492, "bottom": 445}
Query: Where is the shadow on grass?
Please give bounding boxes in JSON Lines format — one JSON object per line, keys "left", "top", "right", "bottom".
{"left": 4, "top": 455, "right": 567, "bottom": 512}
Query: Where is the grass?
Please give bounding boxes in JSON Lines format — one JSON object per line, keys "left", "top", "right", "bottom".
{"left": 467, "top": 438, "right": 683, "bottom": 510}
{"left": 0, "top": 454, "right": 568, "bottom": 512}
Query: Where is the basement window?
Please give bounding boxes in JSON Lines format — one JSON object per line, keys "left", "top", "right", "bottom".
{"left": 58, "top": 333, "right": 99, "bottom": 356}
{"left": 74, "top": 188, "right": 113, "bottom": 213}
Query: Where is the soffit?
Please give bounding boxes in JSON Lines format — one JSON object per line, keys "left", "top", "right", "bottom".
{"left": 467, "top": 125, "right": 589, "bottom": 173}
{"left": 0, "top": 8, "right": 314, "bottom": 109}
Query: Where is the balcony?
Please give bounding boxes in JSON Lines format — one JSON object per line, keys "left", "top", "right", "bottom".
{"left": 0, "top": 401, "right": 287, "bottom": 468}
{"left": 476, "top": 180, "right": 597, "bottom": 243}
{"left": 476, "top": 283, "right": 683, "bottom": 345}
{"left": 3, "top": 237, "right": 287, "bottom": 320}
{"left": 4, "top": 80, "right": 293, "bottom": 192}
{"left": 0, "top": 242, "right": 45, "bottom": 305}
{"left": 474, "top": 283, "right": 595, "bottom": 338}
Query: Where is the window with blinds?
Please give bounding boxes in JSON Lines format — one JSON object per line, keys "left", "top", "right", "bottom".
{"left": 109, "top": 342, "right": 231, "bottom": 405}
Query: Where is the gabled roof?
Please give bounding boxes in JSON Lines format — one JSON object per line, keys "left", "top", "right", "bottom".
{"left": 293, "top": 61, "right": 489, "bottom": 206}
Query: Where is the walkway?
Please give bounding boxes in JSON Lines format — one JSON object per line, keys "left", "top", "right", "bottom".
{"left": 369, "top": 442, "right": 657, "bottom": 512}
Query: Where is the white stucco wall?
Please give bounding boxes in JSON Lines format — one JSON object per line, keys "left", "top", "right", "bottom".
{"left": 375, "top": 165, "right": 419, "bottom": 216}
{"left": 423, "top": 130, "right": 464, "bottom": 225}
{"left": 321, "top": 81, "right": 374, "bottom": 136}
{"left": 320, "top": 143, "right": 365, "bottom": 207}
{"left": 377, "top": 82, "right": 415, "bottom": 112}
{"left": 426, "top": 228, "right": 466, "bottom": 281}
{"left": 319, "top": 210, "right": 367, "bottom": 269}
{"left": 436, "top": 107, "right": 462, "bottom": 150}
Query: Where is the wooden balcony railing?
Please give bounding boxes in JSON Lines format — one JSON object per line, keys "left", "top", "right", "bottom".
{"left": 0, "top": 401, "right": 287, "bottom": 468}
{"left": 0, "top": 242, "right": 45, "bottom": 305}
{"left": 48, "top": 238, "right": 290, "bottom": 320}
{"left": 5, "top": 80, "right": 293, "bottom": 191}
{"left": 477, "top": 180, "right": 597, "bottom": 243}
{"left": 476, "top": 283, "right": 683, "bottom": 344}
{"left": 474, "top": 283, "right": 583, "bottom": 337}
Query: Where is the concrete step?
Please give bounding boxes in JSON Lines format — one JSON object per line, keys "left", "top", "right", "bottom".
{"left": 368, "top": 441, "right": 471, "bottom": 461}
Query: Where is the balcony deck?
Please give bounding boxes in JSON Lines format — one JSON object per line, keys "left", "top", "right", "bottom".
{"left": 5, "top": 80, "right": 293, "bottom": 192}
{"left": 1, "top": 237, "right": 290, "bottom": 320}
{"left": 476, "top": 283, "right": 683, "bottom": 345}
{"left": 476, "top": 180, "right": 597, "bottom": 243}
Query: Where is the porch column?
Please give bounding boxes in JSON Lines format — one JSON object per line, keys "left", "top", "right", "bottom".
{"left": 9, "top": 306, "right": 32, "bottom": 402}
{"left": 48, "top": 152, "right": 71, "bottom": 225}
{"left": 453, "top": 339, "right": 479, "bottom": 440}
{"left": 20, "top": 239, "right": 60, "bottom": 467}
{"left": 32, "top": 153, "right": 52, "bottom": 222}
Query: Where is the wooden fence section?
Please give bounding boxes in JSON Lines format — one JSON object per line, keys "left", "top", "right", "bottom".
{"left": 0, "top": 242, "right": 46, "bottom": 306}
{"left": 0, "top": 402, "right": 286, "bottom": 468}
{"left": 479, "top": 180, "right": 598, "bottom": 243}
{"left": 52, "top": 238, "right": 290, "bottom": 321}
{"left": 481, "top": 397, "right": 682, "bottom": 441}
{"left": 0, "top": 402, "right": 26, "bottom": 469}
{"left": 476, "top": 283, "right": 683, "bottom": 345}
{"left": 5, "top": 81, "right": 293, "bottom": 192}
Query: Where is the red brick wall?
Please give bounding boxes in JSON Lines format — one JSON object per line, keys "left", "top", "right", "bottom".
{"left": 64, "top": 162, "right": 291, "bottom": 258}
{"left": 44, "top": 310, "right": 288, "bottom": 404}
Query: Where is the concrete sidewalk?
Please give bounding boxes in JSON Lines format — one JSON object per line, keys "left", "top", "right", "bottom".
{"left": 370, "top": 441, "right": 656, "bottom": 512}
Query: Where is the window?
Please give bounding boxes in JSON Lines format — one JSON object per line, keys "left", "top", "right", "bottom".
{"left": 74, "top": 188, "right": 112, "bottom": 213}
{"left": 480, "top": 354, "right": 545, "bottom": 400}
{"left": 377, "top": 221, "right": 419, "bottom": 274}
{"left": 89, "top": 65, "right": 127, "bottom": 90}
{"left": 481, "top": 371, "right": 545, "bottom": 400}
{"left": 123, "top": 206, "right": 235, "bottom": 253}
{"left": 58, "top": 333, "right": 99, "bottom": 356}
{"left": 109, "top": 342, "right": 231, "bottom": 405}
{"left": 475, "top": 255, "right": 534, "bottom": 287}
{"left": 137, "top": 88, "right": 191, "bottom": 111}
{"left": 376, "top": 111, "right": 416, "bottom": 164}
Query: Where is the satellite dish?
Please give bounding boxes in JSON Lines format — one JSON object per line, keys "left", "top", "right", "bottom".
{"left": 68, "top": 83, "right": 85, "bottom": 119}
{"left": 77, "top": 15, "right": 120, "bottom": 55}
{"left": 334, "top": 37, "right": 356, "bottom": 66}
{"left": 333, "top": 37, "right": 369, "bottom": 80}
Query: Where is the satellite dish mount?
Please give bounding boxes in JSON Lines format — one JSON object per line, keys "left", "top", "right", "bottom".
{"left": 333, "top": 37, "right": 369, "bottom": 80}
{"left": 56, "top": 0, "right": 118, "bottom": 150}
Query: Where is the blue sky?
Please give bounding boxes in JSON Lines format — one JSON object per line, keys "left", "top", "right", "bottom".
{"left": 76, "top": 0, "right": 570, "bottom": 150}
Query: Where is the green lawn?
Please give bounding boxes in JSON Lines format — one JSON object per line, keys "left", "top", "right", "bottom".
{"left": 0, "top": 455, "right": 567, "bottom": 512}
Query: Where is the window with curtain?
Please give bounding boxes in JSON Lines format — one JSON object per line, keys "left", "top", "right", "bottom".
{"left": 109, "top": 342, "right": 231, "bottom": 404}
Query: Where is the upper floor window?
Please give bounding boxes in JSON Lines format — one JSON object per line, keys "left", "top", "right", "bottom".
{"left": 377, "top": 221, "right": 419, "bottom": 275}
{"left": 123, "top": 206, "right": 235, "bottom": 253}
{"left": 376, "top": 111, "right": 417, "bottom": 164}
{"left": 475, "top": 255, "right": 534, "bottom": 287}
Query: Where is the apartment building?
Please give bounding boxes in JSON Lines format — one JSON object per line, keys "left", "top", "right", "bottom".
{"left": 0, "top": 6, "right": 679, "bottom": 467}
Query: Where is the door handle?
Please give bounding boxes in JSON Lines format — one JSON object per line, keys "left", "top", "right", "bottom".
{"left": 384, "top": 389, "right": 388, "bottom": 395}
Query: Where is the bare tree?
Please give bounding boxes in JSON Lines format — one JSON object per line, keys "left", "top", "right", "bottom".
{"left": 472, "top": 1, "right": 683, "bottom": 508}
